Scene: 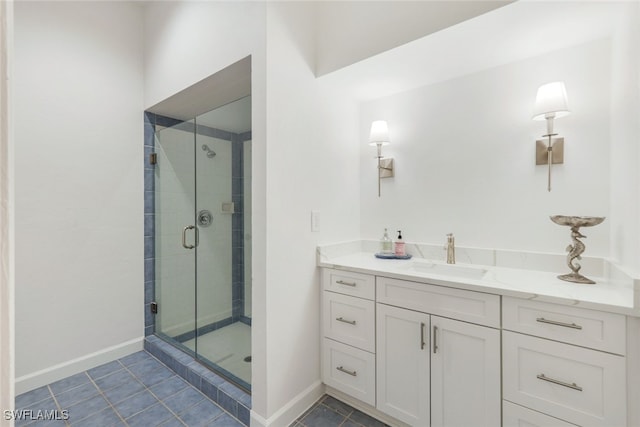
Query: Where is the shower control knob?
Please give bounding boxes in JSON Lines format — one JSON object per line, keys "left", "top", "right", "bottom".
{"left": 197, "top": 210, "right": 213, "bottom": 227}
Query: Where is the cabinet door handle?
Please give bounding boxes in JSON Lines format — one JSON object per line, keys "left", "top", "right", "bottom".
{"left": 336, "top": 317, "right": 356, "bottom": 325}
{"left": 433, "top": 325, "right": 438, "bottom": 354}
{"left": 420, "top": 322, "right": 426, "bottom": 350}
{"left": 336, "top": 280, "right": 357, "bottom": 287}
{"left": 537, "top": 374, "right": 583, "bottom": 391}
{"left": 336, "top": 366, "right": 357, "bottom": 377}
{"left": 536, "top": 317, "right": 583, "bottom": 330}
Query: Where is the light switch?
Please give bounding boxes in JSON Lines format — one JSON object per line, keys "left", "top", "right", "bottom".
{"left": 311, "top": 210, "right": 320, "bottom": 232}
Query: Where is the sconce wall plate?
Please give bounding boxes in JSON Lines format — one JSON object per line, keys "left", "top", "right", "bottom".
{"left": 379, "top": 158, "right": 394, "bottom": 178}
{"left": 535, "top": 137, "right": 564, "bottom": 165}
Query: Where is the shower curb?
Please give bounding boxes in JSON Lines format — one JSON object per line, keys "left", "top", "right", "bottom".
{"left": 144, "top": 335, "right": 251, "bottom": 426}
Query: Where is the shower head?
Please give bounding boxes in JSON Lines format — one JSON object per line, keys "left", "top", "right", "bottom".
{"left": 201, "top": 144, "right": 216, "bottom": 158}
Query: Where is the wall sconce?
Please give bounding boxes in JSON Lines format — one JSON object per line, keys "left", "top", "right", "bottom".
{"left": 369, "top": 120, "right": 394, "bottom": 197}
{"left": 532, "top": 81, "right": 570, "bottom": 192}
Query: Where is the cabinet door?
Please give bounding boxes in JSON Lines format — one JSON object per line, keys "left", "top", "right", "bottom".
{"left": 431, "top": 316, "right": 501, "bottom": 427}
{"left": 376, "top": 303, "right": 430, "bottom": 426}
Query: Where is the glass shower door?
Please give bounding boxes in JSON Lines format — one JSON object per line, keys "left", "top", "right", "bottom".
{"left": 152, "top": 95, "right": 251, "bottom": 391}
{"left": 193, "top": 96, "right": 251, "bottom": 390}
{"left": 154, "top": 119, "right": 197, "bottom": 347}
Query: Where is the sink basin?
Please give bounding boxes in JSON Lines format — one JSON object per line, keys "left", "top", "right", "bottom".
{"left": 404, "top": 261, "right": 487, "bottom": 280}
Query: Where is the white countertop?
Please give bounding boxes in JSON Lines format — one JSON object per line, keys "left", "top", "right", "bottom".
{"left": 318, "top": 249, "right": 640, "bottom": 317}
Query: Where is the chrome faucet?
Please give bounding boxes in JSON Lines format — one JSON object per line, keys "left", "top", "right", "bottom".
{"left": 446, "top": 233, "right": 455, "bottom": 264}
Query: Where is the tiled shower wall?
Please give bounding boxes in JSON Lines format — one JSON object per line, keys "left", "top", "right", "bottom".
{"left": 234, "top": 131, "right": 252, "bottom": 325}
{"left": 144, "top": 112, "right": 156, "bottom": 337}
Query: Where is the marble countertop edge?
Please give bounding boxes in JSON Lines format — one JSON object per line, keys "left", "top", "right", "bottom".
{"left": 317, "top": 247, "right": 640, "bottom": 317}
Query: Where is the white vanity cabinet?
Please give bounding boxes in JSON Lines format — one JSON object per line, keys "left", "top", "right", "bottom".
{"left": 320, "top": 267, "right": 636, "bottom": 427}
{"left": 502, "top": 297, "right": 627, "bottom": 427}
{"left": 321, "top": 269, "right": 376, "bottom": 406}
{"left": 376, "top": 277, "right": 501, "bottom": 427}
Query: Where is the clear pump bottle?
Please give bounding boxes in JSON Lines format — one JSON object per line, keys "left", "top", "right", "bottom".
{"left": 380, "top": 228, "right": 393, "bottom": 254}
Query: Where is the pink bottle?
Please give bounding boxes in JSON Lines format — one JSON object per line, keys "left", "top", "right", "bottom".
{"left": 394, "top": 230, "right": 406, "bottom": 256}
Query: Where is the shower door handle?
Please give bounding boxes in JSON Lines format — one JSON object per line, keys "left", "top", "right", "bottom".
{"left": 182, "top": 225, "right": 196, "bottom": 249}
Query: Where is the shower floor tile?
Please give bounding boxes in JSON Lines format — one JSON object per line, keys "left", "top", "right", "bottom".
{"left": 14, "top": 351, "right": 237, "bottom": 427}
{"left": 181, "top": 322, "right": 251, "bottom": 385}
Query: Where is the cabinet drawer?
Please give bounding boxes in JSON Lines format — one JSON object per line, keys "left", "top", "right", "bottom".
{"left": 503, "top": 331, "right": 626, "bottom": 427}
{"left": 503, "top": 297, "right": 626, "bottom": 355}
{"left": 323, "top": 269, "right": 375, "bottom": 300}
{"left": 322, "top": 338, "right": 375, "bottom": 406}
{"left": 376, "top": 276, "right": 500, "bottom": 327}
{"left": 323, "top": 292, "right": 375, "bottom": 352}
{"left": 503, "top": 401, "right": 578, "bottom": 427}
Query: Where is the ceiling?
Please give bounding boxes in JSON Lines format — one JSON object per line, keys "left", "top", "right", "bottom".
{"left": 315, "top": 1, "right": 514, "bottom": 76}
{"left": 318, "top": 1, "right": 627, "bottom": 102}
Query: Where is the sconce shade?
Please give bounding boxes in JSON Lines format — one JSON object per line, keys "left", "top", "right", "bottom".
{"left": 369, "top": 120, "right": 390, "bottom": 146}
{"left": 533, "top": 81, "right": 570, "bottom": 120}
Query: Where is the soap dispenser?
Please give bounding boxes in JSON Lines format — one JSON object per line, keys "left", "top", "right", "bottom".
{"left": 380, "top": 228, "right": 393, "bottom": 254}
{"left": 394, "top": 230, "right": 406, "bottom": 256}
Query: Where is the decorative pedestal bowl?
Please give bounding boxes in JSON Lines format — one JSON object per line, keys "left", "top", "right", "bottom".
{"left": 550, "top": 215, "right": 605, "bottom": 284}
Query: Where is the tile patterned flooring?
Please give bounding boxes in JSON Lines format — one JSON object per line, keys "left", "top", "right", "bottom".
{"left": 14, "top": 351, "right": 243, "bottom": 427}
{"left": 16, "top": 351, "right": 388, "bottom": 427}
{"left": 290, "top": 395, "right": 390, "bottom": 427}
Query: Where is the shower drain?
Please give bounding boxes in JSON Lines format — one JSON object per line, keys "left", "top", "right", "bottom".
{"left": 243, "top": 356, "right": 252, "bottom": 363}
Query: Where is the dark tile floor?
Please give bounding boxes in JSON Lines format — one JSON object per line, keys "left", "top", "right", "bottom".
{"left": 290, "top": 395, "right": 389, "bottom": 427}
{"left": 14, "top": 351, "right": 243, "bottom": 427}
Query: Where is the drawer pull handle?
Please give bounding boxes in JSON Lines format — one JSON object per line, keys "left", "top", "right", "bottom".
{"left": 336, "top": 366, "right": 357, "bottom": 377}
{"left": 433, "top": 325, "right": 438, "bottom": 354}
{"left": 420, "top": 322, "right": 426, "bottom": 350}
{"left": 536, "top": 317, "right": 583, "bottom": 330}
{"left": 537, "top": 374, "right": 583, "bottom": 391}
{"left": 336, "top": 280, "right": 357, "bottom": 287}
{"left": 336, "top": 317, "right": 356, "bottom": 325}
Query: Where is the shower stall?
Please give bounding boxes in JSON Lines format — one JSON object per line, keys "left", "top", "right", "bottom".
{"left": 151, "top": 95, "right": 252, "bottom": 391}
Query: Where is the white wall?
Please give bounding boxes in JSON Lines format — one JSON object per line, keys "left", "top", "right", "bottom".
{"left": 0, "top": 0, "right": 15, "bottom": 421}
{"left": 143, "top": 2, "right": 265, "bottom": 110}
{"left": 262, "top": 2, "right": 361, "bottom": 422}
{"left": 360, "top": 37, "right": 612, "bottom": 256}
{"left": 609, "top": 1, "right": 640, "bottom": 273}
{"left": 352, "top": 2, "right": 640, "bottom": 273}
{"left": 13, "top": 1, "right": 144, "bottom": 392}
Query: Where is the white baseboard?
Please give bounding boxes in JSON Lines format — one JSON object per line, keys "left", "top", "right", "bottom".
{"left": 250, "top": 380, "right": 324, "bottom": 427}
{"left": 15, "top": 337, "right": 144, "bottom": 395}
